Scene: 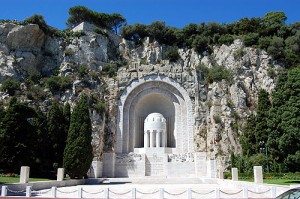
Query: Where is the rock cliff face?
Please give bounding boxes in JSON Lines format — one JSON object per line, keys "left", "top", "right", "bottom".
{"left": 0, "top": 22, "right": 282, "bottom": 169}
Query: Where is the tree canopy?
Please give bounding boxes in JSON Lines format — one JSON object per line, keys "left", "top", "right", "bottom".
{"left": 66, "top": 6, "right": 126, "bottom": 34}
{"left": 63, "top": 95, "right": 93, "bottom": 178}
{"left": 0, "top": 98, "right": 37, "bottom": 173}
{"left": 241, "top": 68, "right": 300, "bottom": 172}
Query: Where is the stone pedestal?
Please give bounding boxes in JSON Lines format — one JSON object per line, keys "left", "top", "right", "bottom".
{"left": 218, "top": 169, "right": 224, "bottom": 179}
{"left": 57, "top": 168, "right": 64, "bottom": 181}
{"left": 232, "top": 168, "right": 238, "bottom": 181}
{"left": 88, "top": 161, "right": 103, "bottom": 178}
{"left": 207, "top": 159, "right": 217, "bottom": 178}
{"left": 195, "top": 152, "right": 207, "bottom": 177}
{"left": 20, "top": 166, "right": 30, "bottom": 183}
{"left": 254, "top": 166, "right": 263, "bottom": 183}
{"left": 103, "top": 153, "right": 115, "bottom": 177}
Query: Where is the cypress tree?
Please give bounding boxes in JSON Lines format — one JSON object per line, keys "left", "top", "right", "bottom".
{"left": 63, "top": 95, "right": 93, "bottom": 178}
{"left": 267, "top": 68, "right": 300, "bottom": 171}
{"left": 63, "top": 102, "right": 71, "bottom": 134}
{"left": 31, "top": 109, "right": 51, "bottom": 176}
{"left": 47, "top": 102, "right": 67, "bottom": 169}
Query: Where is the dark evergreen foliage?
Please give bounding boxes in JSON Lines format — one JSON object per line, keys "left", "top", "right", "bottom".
{"left": 30, "top": 109, "right": 51, "bottom": 176}
{"left": 0, "top": 78, "right": 20, "bottom": 96}
{"left": 0, "top": 98, "right": 37, "bottom": 173}
{"left": 165, "top": 46, "right": 180, "bottom": 62}
{"left": 63, "top": 95, "right": 93, "bottom": 178}
{"left": 241, "top": 68, "right": 300, "bottom": 172}
{"left": 45, "top": 76, "right": 72, "bottom": 92}
{"left": 47, "top": 102, "right": 68, "bottom": 169}
{"left": 66, "top": 6, "right": 126, "bottom": 34}
{"left": 121, "top": 11, "right": 299, "bottom": 67}
{"left": 0, "top": 106, "right": 5, "bottom": 155}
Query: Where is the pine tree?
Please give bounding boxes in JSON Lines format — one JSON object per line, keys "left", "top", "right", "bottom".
{"left": 63, "top": 95, "right": 93, "bottom": 178}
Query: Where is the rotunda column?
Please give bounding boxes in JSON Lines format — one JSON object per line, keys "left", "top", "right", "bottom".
{"left": 150, "top": 130, "right": 154, "bottom": 148}
{"left": 161, "top": 130, "right": 165, "bottom": 147}
{"left": 156, "top": 131, "right": 160, "bottom": 147}
{"left": 144, "top": 130, "right": 149, "bottom": 148}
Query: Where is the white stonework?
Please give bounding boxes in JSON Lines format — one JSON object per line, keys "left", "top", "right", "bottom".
{"left": 116, "top": 75, "right": 194, "bottom": 154}
{"left": 144, "top": 113, "right": 167, "bottom": 148}
{"left": 254, "top": 166, "right": 263, "bottom": 184}
{"left": 20, "top": 166, "right": 30, "bottom": 183}
{"left": 100, "top": 75, "right": 216, "bottom": 178}
{"left": 232, "top": 168, "right": 238, "bottom": 181}
{"left": 57, "top": 168, "right": 64, "bottom": 181}
{"left": 87, "top": 161, "right": 102, "bottom": 178}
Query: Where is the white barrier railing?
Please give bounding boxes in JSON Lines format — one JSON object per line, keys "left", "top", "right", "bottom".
{"left": 0, "top": 185, "right": 277, "bottom": 198}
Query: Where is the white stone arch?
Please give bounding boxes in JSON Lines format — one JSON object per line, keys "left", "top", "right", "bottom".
{"left": 116, "top": 75, "right": 194, "bottom": 154}
{"left": 129, "top": 87, "right": 179, "bottom": 151}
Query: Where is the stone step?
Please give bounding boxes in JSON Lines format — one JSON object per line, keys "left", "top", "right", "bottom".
{"left": 102, "top": 177, "right": 218, "bottom": 184}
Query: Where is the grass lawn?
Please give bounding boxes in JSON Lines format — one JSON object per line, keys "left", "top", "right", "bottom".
{"left": 263, "top": 178, "right": 300, "bottom": 186}
{"left": 239, "top": 178, "right": 300, "bottom": 185}
{"left": 0, "top": 177, "right": 51, "bottom": 184}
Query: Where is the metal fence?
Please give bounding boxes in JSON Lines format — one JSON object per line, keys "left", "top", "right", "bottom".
{"left": 1, "top": 185, "right": 277, "bottom": 198}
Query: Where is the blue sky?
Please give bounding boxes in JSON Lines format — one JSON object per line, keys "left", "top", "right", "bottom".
{"left": 0, "top": 0, "right": 299, "bottom": 30}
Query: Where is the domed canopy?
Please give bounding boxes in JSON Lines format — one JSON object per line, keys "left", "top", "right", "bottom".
{"left": 144, "top": 113, "right": 166, "bottom": 131}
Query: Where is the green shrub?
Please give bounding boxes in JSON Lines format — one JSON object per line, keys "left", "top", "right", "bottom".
{"left": 207, "top": 65, "right": 233, "bottom": 83}
{"left": 213, "top": 115, "right": 222, "bottom": 124}
{"left": 23, "top": 14, "right": 53, "bottom": 35}
{"left": 45, "top": 76, "right": 72, "bottom": 92}
{"left": 0, "top": 78, "right": 20, "bottom": 96}
{"left": 192, "top": 35, "right": 210, "bottom": 54}
{"left": 267, "top": 36, "right": 284, "bottom": 60}
{"left": 94, "top": 28, "right": 108, "bottom": 37}
{"left": 267, "top": 68, "right": 276, "bottom": 78}
{"left": 196, "top": 64, "right": 209, "bottom": 80}
{"left": 94, "top": 101, "right": 106, "bottom": 113}
{"left": 64, "top": 48, "right": 74, "bottom": 57}
{"left": 140, "top": 58, "right": 147, "bottom": 65}
{"left": 243, "top": 33, "right": 259, "bottom": 46}
{"left": 102, "top": 63, "right": 118, "bottom": 77}
{"left": 231, "top": 111, "right": 240, "bottom": 120}
{"left": 224, "top": 172, "right": 232, "bottom": 179}
{"left": 165, "top": 46, "right": 180, "bottom": 62}
{"left": 218, "top": 34, "right": 234, "bottom": 45}
{"left": 78, "top": 64, "right": 88, "bottom": 78}
{"left": 258, "top": 37, "right": 272, "bottom": 50}
{"left": 26, "top": 85, "right": 47, "bottom": 100}
{"left": 27, "top": 66, "right": 42, "bottom": 83}
{"left": 233, "top": 48, "right": 245, "bottom": 60}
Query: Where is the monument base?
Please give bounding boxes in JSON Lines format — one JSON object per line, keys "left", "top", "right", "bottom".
{"left": 93, "top": 152, "right": 217, "bottom": 178}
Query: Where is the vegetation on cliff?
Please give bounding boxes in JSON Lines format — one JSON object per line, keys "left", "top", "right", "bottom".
{"left": 121, "top": 12, "right": 299, "bottom": 68}
{"left": 238, "top": 67, "right": 300, "bottom": 173}
{"left": 0, "top": 6, "right": 299, "bottom": 175}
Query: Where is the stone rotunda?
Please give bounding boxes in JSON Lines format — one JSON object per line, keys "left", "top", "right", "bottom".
{"left": 89, "top": 75, "right": 216, "bottom": 178}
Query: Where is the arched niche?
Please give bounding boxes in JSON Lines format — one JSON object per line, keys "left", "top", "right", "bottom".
{"left": 116, "top": 75, "right": 194, "bottom": 154}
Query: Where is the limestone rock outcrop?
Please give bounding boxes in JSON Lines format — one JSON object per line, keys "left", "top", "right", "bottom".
{"left": 6, "top": 24, "right": 45, "bottom": 50}
{"left": 0, "top": 22, "right": 282, "bottom": 170}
